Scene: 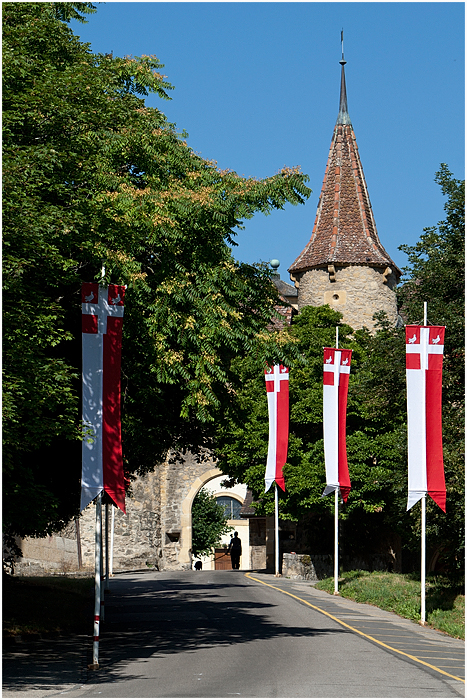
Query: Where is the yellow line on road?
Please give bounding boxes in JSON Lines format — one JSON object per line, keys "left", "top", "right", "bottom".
{"left": 245, "top": 573, "right": 464, "bottom": 684}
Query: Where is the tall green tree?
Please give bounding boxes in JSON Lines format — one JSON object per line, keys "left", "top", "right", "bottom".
{"left": 191, "top": 489, "right": 232, "bottom": 558}
{"left": 2, "top": 2, "right": 311, "bottom": 541}
{"left": 213, "top": 306, "right": 403, "bottom": 557}
{"left": 213, "top": 167, "right": 464, "bottom": 573}
{"left": 397, "top": 165, "right": 465, "bottom": 572}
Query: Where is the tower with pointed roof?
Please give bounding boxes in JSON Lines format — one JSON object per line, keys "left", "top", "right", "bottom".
{"left": 288, "top": 49, "right": 401, "bottom": 331}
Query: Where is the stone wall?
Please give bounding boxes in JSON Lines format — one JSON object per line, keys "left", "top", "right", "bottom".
{"left": 248, "top": 518, "right": 267, "bottom": 570}
{"left": 14, "top": 522, "right": 80, "bottom": 576}
{"left": 294, "top": 264, "right": 398, "bottom": 331}
{"left": 14, "top": 470, "right": 163, "bottom": 575}
{"left": 282, "top": 553, "right": 333, "bottom": 581}
{"left": 281, "top": 552, "right": 401, "bottom": 580}
{"left": 12, "top": 455, "right": 242, "bottom": 576}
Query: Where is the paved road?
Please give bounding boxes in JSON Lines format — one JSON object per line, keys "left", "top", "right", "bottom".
{"left": 3, "top": 570, "right": 465, "bottom": 698}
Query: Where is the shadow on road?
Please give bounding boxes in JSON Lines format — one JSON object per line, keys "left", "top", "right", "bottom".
{"left": 2, "top": 634, "right": 90, "bottom": 694}
{"left": 2, "top": 571, "right": 352, "bottom": 693}
{"left": 90, "top": 571, "right": 351, "bottom": 686}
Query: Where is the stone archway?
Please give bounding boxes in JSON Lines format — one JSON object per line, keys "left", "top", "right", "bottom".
{"left": 178, "top": 467, "right": 222, "bottom": 566}
{"left": 158, "top": 451, "right": 224, "bottom": 571}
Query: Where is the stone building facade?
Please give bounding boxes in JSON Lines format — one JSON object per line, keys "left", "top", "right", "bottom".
{"left": 14, "top": 455, "right": 255, "bottom": 575}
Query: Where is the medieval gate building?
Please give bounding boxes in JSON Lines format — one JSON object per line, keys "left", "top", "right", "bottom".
{"left": 15, "top": 56, "right": 402, "bottom": 576}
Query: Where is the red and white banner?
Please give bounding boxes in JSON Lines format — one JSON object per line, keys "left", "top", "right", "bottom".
{"left": 323, "top": 348, "right": 352, "bottom": 502}
{"left": 405, "top": 326, "right": 446, "bottom": 512}
{"left": 81, "top": 283, "right": 126, "bottom": 513}
{"left": 264, "top": 365, "right": 289, "bottom": 492}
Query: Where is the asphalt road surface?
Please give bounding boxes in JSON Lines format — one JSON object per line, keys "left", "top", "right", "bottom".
{"left": 54, "top": 571, "right": 464, "bottom": 698}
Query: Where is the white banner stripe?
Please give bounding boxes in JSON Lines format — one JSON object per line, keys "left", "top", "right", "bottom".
{"left": 406, "top": 345, "right": 444, "bottom": 354}
{"left": 323, "top": 383, "right": 339, "bottom": 486}
{"left": 265, "top": 391, "right": 276, "bottom": 491}
{"left": 323, "top": 364, "right": 350, "bottom": 374}
{"left": 81, "top": 332, "right": 104, "bottom": 511}
{"left": 406, "top": 368, "right": 427, "bottom": 509}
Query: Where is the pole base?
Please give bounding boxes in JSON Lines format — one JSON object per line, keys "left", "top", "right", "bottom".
{"left": 333, "top": 591, "right": 340, "bottom": 596}
{"left": 418, "top": 620, "right": 427, "bottom": 627}
{"left": 274, "top": 573, "right": 282, "bottom": 578}
{"left": 87, "top": 663, "right": 100, "bottom": 671}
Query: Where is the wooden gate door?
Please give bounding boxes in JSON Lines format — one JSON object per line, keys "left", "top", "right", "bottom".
{"left": 214, "top": 548, "right": 232, "bottom": 570}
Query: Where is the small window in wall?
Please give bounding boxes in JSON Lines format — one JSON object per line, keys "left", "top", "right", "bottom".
{"left": 166, "top": 532, "right": 180, "bottom": 543}
{"left": 216, "top": 496, "right": 242, "bottom": 520}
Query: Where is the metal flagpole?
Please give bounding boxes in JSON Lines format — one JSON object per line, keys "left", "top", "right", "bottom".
{"left": 90, "top": 492, "right": 102, "bottom": 670}
{"left": 110, "top": 504, "right": 115, "bottom": 577}
{"left": 420, "top": 301, "right": 428, "bottom": 624}
{"left": 100, "top": 503, "right": 105, "bottom": 622}
{"left": 334, "top": 491, "right": 339, "bottom": 594}
{"left": 421, "top": 495, "right": 426, "bottom": 624}
{"left": 105, "top": 502, "right": 110, "bottom": 592}
{"left": 274, "top": 483, "right": 280, "bottom": 576}
{"left": 334, "top": 325, "right": 339, "bottom": 595}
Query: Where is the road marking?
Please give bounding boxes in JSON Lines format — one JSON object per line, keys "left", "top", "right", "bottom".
{"left": 245, "top": 573, "right": 464, "bottom": 684}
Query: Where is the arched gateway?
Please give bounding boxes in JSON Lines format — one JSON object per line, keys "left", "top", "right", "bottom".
{"left": 163, "top": 461, "right": 223, "bottom": 570}
{"left": 14, "top": 453, "right": 254, "bottom": 575}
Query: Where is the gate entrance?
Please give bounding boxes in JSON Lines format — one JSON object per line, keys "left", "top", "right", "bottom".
{"left": 214, "top": 548, "right": 232, "bottom": 570}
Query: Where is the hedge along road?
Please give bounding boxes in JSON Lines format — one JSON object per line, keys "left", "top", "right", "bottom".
{"left": 57, "top": 570, "right": 464, "bottom": 699}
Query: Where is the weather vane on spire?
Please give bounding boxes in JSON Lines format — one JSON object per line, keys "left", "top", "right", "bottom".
{"left": 340, "top": 29, "right": 346, "bottom": 65}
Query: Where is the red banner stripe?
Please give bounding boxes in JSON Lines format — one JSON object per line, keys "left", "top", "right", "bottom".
{"left": 275, "top": 379, "right": 288, "bottom": 492}
{"left": 425, "top": 367, "right": 446, "bottom": 512}
{"left": 337, "top": 370, "right": 351, "bottom": 502}
{"left": 82, "top": 314, "right": 98, "bottom": 334}
{"left": 102, "top": 315, "right": 126, "bottom": 513}
{"left": 81, "top": 283, "right": 99, "bottom": 304}
{"left": 337, "top": 350, "right": 352, "bottom": 502}
{"left": 406, "top": 354, "right": 420, "bottom": 370}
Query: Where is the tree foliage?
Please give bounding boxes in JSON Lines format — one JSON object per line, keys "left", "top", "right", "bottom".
{"left": 212, "top": 307, "right": 401, "bottom": 549}
{"left": 397, "top": 165, "right": 465, "bottom": 571}
{"left": 191, "top": 489, "right": 232, "bottom": 558}
{"left": 213, "top": 167, "right": 464, "bottom": 572}
{"left": 2, "top": 2, "right": 311, "bottom": 540}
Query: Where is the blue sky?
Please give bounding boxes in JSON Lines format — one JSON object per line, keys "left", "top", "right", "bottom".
{"left": 72, "top": 2, "right": 464, "bottom": 280}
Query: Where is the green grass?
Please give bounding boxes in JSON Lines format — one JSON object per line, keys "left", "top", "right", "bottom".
{"left": 315, "top": 570, "right": 464, "bottom": 639}
{"left": 3, "top": 575, "right": 94, "bottom": 638}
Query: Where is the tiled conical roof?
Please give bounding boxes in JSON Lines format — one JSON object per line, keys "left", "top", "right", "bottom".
{"left": 289, "top": 59, "right": 401, "bottom": 277}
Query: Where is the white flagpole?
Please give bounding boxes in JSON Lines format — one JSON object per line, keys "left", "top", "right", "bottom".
{"left": 421, "top": 495, "right": 426, "bottom": 624}
{"left": 100, "top": 504, "right": 105, "bottom": 622}
{"left": 105, "top": 502, "right": 110, "bottom": 592}
{"left": 110, "top": 504, "right": 115, "bottom": 577}
{"left": 334, "top": 326, "right": 339, "bottom": 595}
{"left": 274, "top": 483, "right": 280, "bottom": 576}
{"left": 420, "top": 302, "right": 428, "bottom": 624}
{"left": 90, "top": 492, "right": 102, "bottom": 670}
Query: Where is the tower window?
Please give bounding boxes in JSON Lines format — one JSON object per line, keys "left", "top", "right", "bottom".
{"left": 216, "top": 496, "right": 242, "bottom": 520}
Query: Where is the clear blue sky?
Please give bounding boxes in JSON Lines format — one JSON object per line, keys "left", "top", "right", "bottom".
{"left": 71, "top": 2, "right": 464, "bottom": 279}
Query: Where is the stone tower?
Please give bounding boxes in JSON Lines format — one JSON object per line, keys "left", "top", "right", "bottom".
{"left": 288, "top": 53, "right": 401, "bottom": 331}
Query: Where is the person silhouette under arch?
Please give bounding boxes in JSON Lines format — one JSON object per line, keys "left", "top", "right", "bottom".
{"left": 227, "top": 531, "right": 242, "bottom": 569}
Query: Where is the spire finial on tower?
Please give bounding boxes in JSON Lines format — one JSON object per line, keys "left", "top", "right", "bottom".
{"left": 340, "top": 29, "right": 346, "bottom": 65}
{"left": 337, "top": 30, "right": 351, "bottom": 125}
